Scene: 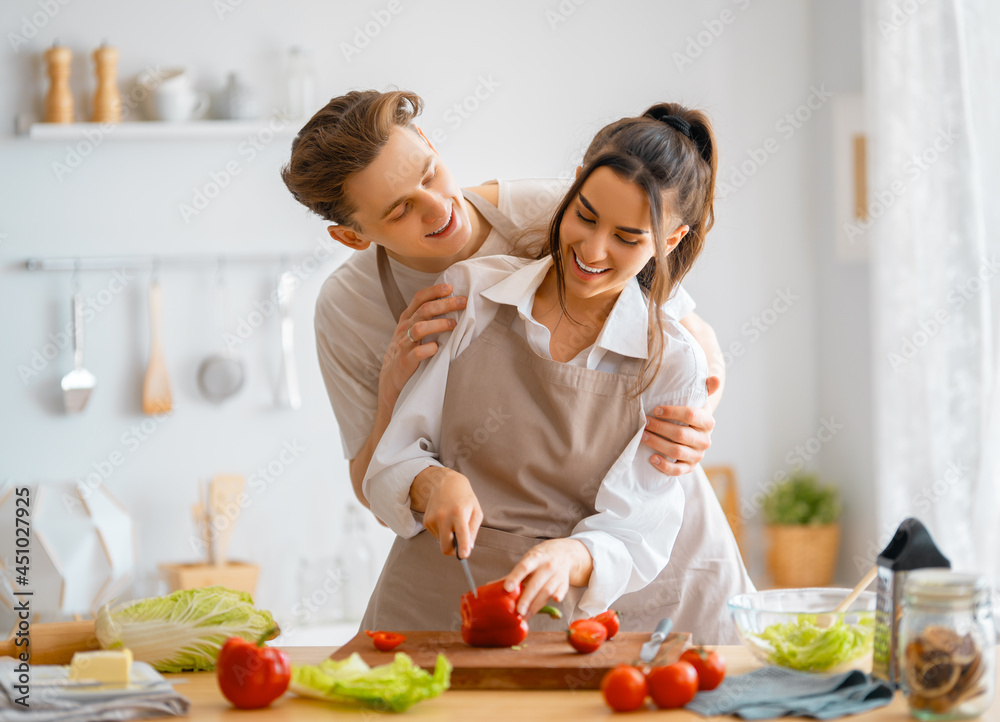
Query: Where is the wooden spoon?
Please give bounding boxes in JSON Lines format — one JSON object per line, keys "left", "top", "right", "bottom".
{"left": 817, "top": 565, "right": 878, "bottom": 627}
{"left": 142, "top": 279, "right": 172, "bottom": 414}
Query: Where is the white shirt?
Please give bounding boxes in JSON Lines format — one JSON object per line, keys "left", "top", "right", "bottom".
{"left": 314, "top": 178, "right": 697, "bottom": 459}
{"left": 364, "top": 255, "right": 709, "bottom": 616}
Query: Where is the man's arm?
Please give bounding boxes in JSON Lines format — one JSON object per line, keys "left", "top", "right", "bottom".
{"left": 348, "top": 407, "right": 393, "bottom": 509}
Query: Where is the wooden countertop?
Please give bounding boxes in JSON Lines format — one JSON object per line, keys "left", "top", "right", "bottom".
{"left": 169, "top": 645, "right": 984, "bottom": 720}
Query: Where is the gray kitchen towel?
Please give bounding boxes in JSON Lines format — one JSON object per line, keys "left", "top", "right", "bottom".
{"left": 0, "top": 660, "right": 189, "bottom": 721}
{"left": 686, "top": 667, "right": 894, "bottom": 720}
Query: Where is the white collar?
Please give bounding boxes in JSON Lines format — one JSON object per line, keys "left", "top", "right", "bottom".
{"left": 481, "top": 257, "right": 650, "bottom": 360}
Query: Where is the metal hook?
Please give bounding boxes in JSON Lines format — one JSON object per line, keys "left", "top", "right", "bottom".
{"left": 70, "top": 259, "right": 81, "bottom": 294}
{"left": 151, "top": 257, "right": 161, "bottom": 284}
{"left": 215, "top": 256, "right": 227, "bottom": 287}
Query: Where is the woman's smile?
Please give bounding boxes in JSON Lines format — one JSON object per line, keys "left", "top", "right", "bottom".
{"left": 569, "top": 248, "right": 612, "bottom": 278}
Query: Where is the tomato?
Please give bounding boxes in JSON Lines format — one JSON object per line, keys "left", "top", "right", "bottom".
{"left": 600, "top": 664, "right": 648, "bottom": 712}
{"left": 365, "top": 630, "right": 406, "bottom": 652}
{"left": 646, "top": 661, "right": 698, "bottom": 709}
{"left": 593, "top": 610, "right": 621, "bottom": 640}
{"left": 680, "top": 646, "right": 726, "bottom": 690}
{"left": 567, "top": 619, "right": 607, "bottom": 653}
{"left": 216, "top": 635, "right": 290, "bottom": 710}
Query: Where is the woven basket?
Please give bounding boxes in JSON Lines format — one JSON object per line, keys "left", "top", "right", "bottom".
{"left": 765, "top": 523, "right": 841, "bottom": 587}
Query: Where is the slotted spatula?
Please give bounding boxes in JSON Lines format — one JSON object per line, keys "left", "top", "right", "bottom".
{"left": 61, "top": 292, "right": 96, "bottom": 413}
{"left": 142, "top": 279, "right": 172, "bottom": 414}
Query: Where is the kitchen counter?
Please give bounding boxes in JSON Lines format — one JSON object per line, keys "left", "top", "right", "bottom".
{"left": 171, "top": 646, "right": 993, "bottom": 720}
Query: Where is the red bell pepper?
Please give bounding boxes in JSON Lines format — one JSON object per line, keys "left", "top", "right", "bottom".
{"left": 216, "top": 630, "right": 290, "bottom": 709}
{"left": 460, "top": 580, "right": 562, "bottom": 647}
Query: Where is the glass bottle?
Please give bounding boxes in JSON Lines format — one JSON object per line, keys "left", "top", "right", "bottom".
{"left": 334, "top": 506, "right": 374, "bottom": 622}
{"left": 899, "top": 570, "right": 995, "bottom": 720}
{"left": 296, "top": 556, "right": 343, "bottom": 626}
{"left": 285, "top": 45, "right": 316, "bottom": 120}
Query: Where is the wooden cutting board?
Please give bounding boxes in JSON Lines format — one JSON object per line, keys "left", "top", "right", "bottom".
{"left": 329, "top": 630, "right": 691, "bottom": 689}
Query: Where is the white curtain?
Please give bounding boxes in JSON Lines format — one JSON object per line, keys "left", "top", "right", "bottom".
{"left": 866, "top": 0, "right": 1000, "bottom": 604}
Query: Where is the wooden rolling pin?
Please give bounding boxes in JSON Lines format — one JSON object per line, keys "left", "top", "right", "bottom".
{"left": 0, "top": 620, "right": 101, "bottom": 665}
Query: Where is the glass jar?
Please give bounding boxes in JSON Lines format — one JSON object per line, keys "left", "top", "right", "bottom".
{"left": 899, "top": 570, "right": 996, "bottom": 720}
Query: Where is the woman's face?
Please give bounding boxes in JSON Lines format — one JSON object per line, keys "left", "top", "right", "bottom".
{"left": 559, "top": 167, "right": 669, "bottom": 305}
{"left": 343, "top": 126, "right": 471, "bottom": 264}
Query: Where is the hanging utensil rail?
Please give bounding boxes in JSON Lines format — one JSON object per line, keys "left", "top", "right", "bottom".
{"left": 25, "top": 253, "right": 321, "bottom": 272}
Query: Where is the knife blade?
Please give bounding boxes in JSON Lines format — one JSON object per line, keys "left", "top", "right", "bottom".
{"left": 639, "top": 617, "right": 674, "bottom": 663}
{"left": 452, "top": 534, "right": 478, "bottom": 598}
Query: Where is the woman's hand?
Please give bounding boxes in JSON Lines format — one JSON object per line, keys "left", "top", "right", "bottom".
{"left": 643, "top": 375, "right": 721, "bottom": 475}
{"left": 410, "top": 466, "right": 483, "bottom": 558}
{"left": 378, "top": 283, "right": 467, "bottom": 414}
{"left": 503, "top": 539, "right": 593, "bottom": 617}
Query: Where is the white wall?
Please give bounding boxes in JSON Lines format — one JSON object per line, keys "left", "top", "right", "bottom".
{"left": 0, "top": 0, "right": 868, "bottom": 624}
{"left": 807, "top": 0, "right": 874, "bottom": 585}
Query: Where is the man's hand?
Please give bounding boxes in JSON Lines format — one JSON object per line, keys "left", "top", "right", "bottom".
{"left": 410, "top": 466, "right": 483, "bottom": 558}
{"left": 643, "top": 375, "right": 721, "bottom": 475}
{"left": 502, "top": 539, "right": 593, "bottom": 617}
{"left": 378, "top": 283, "right": 466, "bottom": 414}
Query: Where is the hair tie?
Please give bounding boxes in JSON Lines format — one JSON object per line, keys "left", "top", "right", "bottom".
{"left": 659, "top": 115, "right": 692, "bottom": 139}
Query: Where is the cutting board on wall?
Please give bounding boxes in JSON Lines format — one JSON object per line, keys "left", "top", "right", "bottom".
{"left": 329, "top": 631, "right": 691, "bottom": 689}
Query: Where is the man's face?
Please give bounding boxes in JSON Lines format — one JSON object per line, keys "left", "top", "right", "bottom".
{"left": 344, "top": 126, "right": 472, "bottom": 261}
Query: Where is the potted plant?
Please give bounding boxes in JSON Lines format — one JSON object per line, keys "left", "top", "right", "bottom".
{"left": 763, "top": 473, "right": 842, "bottom": 587}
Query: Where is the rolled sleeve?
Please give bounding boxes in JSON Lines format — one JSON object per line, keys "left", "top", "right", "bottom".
{"left": 365, "top": 456, "right": 441, "bottom": 538}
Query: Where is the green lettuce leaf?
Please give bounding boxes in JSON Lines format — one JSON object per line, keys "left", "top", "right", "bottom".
{"left": 290, "top": 652, "right": 451, "bottom": 712}
{"left": 94, "top": 586, "right": 276, "bottom": 673}
{"left": 757, "top": 614, "right": 875, "bottom": 672}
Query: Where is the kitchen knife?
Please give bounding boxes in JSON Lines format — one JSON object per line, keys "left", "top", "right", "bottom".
{"left": 639, "top": 617, "right": 674, "bottom": 663}
{"left": 452, "top": 535, "right": 478, "bottom": 598}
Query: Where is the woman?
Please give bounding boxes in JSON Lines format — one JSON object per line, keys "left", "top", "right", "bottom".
{"left": 363, "top": 104, "right": 753, "bottom": 642}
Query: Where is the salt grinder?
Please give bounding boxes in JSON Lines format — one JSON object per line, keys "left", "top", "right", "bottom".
{"left": 44, "top": 41, "right": 74, "bottom": 123}
{"left": 872, "top": 517, "right": 951, "bottom": 687}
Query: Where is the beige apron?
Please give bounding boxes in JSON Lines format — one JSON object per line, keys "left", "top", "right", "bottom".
{"left": 360, "top": 304, "right": 647, "bottom": 634}
{"left": 365, "top": 189, "right": 755, "bottom": 642}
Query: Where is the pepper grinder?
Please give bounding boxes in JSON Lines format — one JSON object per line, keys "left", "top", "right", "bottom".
{"left": 91, "top": 41, "right": 121, "bottom": 123}
{"left": 43, "top": 41, "right": 74, "bottom": 123}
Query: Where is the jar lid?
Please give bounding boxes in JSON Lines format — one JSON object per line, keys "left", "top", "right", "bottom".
{"left": 904, "top": 569, "right": 989, "bottom": 601}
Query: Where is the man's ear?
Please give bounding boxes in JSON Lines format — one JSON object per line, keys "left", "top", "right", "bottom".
{"left": 663, "top": 224, "right": 690, "bottom": 253}
{"left": 328, "top": 225, "right": 370, "bottom": 251}
{"left": 574, "top": 165, "right": 582, "bottom": 178}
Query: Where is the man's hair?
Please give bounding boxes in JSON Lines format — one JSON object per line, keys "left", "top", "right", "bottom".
{"left": 280, "top": 90, "right": 423, "bottom": 229}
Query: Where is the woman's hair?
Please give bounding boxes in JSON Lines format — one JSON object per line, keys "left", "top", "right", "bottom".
{"left": 280, "top": 90, "right": 424, "bottom": 229}
{"left": 545, "top": 102, "right": 718, "bottom": 394}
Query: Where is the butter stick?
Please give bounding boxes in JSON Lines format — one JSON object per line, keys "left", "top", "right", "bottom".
{"left": 68, "top": 649, "right": 133, "bottom": 685}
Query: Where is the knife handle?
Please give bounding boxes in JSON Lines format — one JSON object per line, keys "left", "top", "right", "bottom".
{"left": 652, "top": 617, "right": 674, "bottom": 641}
{"left": 451, "top": 533, "right": 462, "bottom": 560}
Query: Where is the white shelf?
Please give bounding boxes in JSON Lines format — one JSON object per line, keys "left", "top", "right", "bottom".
{"left": 18, "top": 119, "right": 300, "bottom": 141}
